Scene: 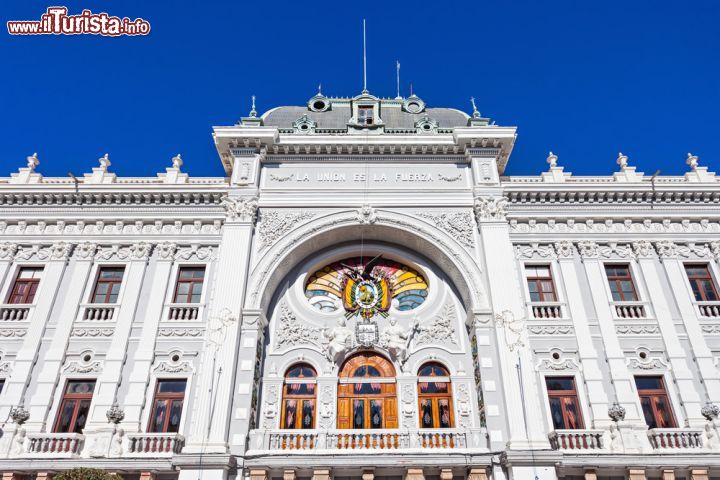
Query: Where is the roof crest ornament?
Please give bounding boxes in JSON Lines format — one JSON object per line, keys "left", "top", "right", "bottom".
{"left": 687, "top": 152, "right": 699, "bottom": 171}
{"left": 470, "top": 97, "right": 480, "bottom": 118}
{"left": 616, "top": 152, "right": 629, "bottom": 171}
{"left": 27, "top": 152, "right": 40, "bottom": 171}
{"left": 547, "top": 151, "right": 558, "bottom": 168}
{"left": 249, "top": 95, "right": 257, "bottom": 118}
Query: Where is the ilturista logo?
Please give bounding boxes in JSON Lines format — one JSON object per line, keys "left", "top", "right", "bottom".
{"left": 7, "top": 7, "right": 151, "bottom": 36}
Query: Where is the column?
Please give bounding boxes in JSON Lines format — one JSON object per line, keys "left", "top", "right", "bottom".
{"left": 0, "top": 243, "right": 72, "bottom": 425}
{"left": 26, "top": 243, "right": 97, "bottom": 430}
{"left": 121, "top": 243, "right": 177, "bottom": 432}
{"left": 84, "top": 243, "right": 152, "bottom": 431}
{"left": 634, "top": 241, "right": 703, "bottom": 425}
{"left": 182, "top": 195, "right": 257, "bottom": 458}
{"left": 555, "top": 242, "right": 610, "bottom": 426}
{"left": 475, "top": 195, "right": 550, "bottom": 450}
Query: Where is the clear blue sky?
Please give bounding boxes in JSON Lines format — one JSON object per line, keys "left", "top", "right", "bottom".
{"left": 2, "top": 0, "right": 719, "bottom": 177}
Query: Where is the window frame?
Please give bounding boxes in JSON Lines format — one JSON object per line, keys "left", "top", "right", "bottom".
{"left": 6, "top": 266, "right": 43, "bottom": 305}
{"left": 337, "top": 353, "right": 397, "bottom": 429}
{"left": 53, "top": 379, "right": 96, "bottom": 433}
{"left": 357, "top": 105, "right": 374, "bottom": 126}
{"left": 417, "top": 362, "right": 454, "bottom": 429}
{"left": 635, "top": 375, "right": 678, "bottom": 429}
{"left": 89, "top": 266, "right": 125, "bottom": 304}
{"left": 147, "top": 379, "right": 188, "bottom": 433}
{"left": 544, "top": 376, "right": 585, "bottom": 430}
{"left": 280, "top": 363, "right": 317, "bottom": 430}
{"left": 684, "top": 263, "right": 720, "bottom": 302}
{"left": 173, "top": 266, "right": 206, "bottom": 304}
{"left": 604, "top": 263, "right": 639, "bottom": 302}
{"left": 524, "top": 264, "right": 558, "bottom": 303}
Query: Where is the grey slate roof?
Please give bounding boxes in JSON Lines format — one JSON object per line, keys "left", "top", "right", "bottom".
{"left": 261, "top": 104, "right": 470, "bottom": 130}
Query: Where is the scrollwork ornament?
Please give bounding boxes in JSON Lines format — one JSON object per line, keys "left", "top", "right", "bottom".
{"left": 608, "top": 402, "right": 626, "bottom": 422}
{"left": 257, "top": 210, "right": 316, "bottom": 249}
{"left": 577, "top": 240, "right": 599, "bottom": 258}
{"left": 702, "top": 402, "right": 720, "bottom": 421}
{"left": 221, "top": 195, "right": 259, "bottom": 223}
{"left": 632, "top": 240, "right": 656, "bottom": 258}
{"left": 554, "top": 241, "right": 575, "bottom": 259}
{"left": 655, "top": 240, "right": 677, "bottom": 258}
{"left": 0, "top": 242, "right": 18, "bottom": 260}
{"left": 417, "top": 212, "right": 475, "bottom": 248}
{"left": 74, "top": 242, "right": 97, "bottom": 260}
{"left": 156, "top": 242, "right": 177, "bottom": 260}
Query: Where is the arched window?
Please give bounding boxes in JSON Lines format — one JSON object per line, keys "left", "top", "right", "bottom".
{"left": 418, "top": 362, "right": 453, "bottom": 429}
{"left": 281, "top": 363, "right": 317, "bottom": 429}
{"left": 338, "top": 353, "right": 397, "bottom": 429}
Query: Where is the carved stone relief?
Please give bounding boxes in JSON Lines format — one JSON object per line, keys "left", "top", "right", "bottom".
{"left": 417, "top": 212, "right": 475, "bottom": 248}
{"left": 257, "top": 210, "right": 316, "bottom": 250}
{"left": 414, "top": 302, "right": 458, "bottom": 346}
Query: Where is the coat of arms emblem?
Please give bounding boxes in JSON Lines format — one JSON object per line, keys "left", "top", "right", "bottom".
{"left": 341, "top": 254, "right": 392, "bottom": 319}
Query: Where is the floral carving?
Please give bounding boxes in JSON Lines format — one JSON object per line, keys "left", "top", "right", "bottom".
{"left": 16, "top": 243, "right": 73, "bottom": 261}
{"left": 554, "top": 241, "right": 575, "bottom": 259}
{"left": 515, "top": 243, "right": 555, "bottom": 259}
{"left": 632, "top": 240, "right": 655, "bottom": 258}
{"left": 527, "top": 325, "right": 574, "bottom": 335}
{"left": 74, "top": 242, "right": 98, "bottom": 259}
{"left": 474, "top": 196, "right": 508, "bottom": 222}
{"left": 0, "top": 243, "right": 18, "bottom": 260}
{"left": 156, "top": 242, "right": 177, "bottom": 260}
{"left": 63, "top": 360, "right": 103, "bottom": 374}
{"left": 95, "top": 243, "right": 153, "bottom": 261}
{"left": 174, "top": 246, "right": 214, "bottom": 261}
{"left": 153, "top": 360, "right": 193, "bottom": 373}
{"left": 616, "top": 324, "right": 659, "bottom": 335}
{"left": 71, "top": 328, "right": 114, "bottom": 337}
{"left": 655, "top": 240, "right": 677, "bottom": 258}
{"left": 274, "top": 303, "right": 322, "bottom": 349}
{"left": 257, "top": 210, "right": 316, "bottom": 249}
{"left": 577, "top": 240, "right": 599, "bottom": 258}
{"left": 418, "top": 212, "right": 475, "bottom": 248}
{"left": 221, "top": 195, "right": 258, "bottom": 223}
{"left": 415, "top": 302, "right": 458, "bottom": 346}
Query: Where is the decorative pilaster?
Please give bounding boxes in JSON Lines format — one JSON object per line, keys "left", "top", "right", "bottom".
{"left": 632, "top": 241, "right": 704, "bottom": 425}
{"left": 184, "top": 195, "right": 258, "bottom": 454}
{"left": 122, "top": 242, "right": 178, "bottom": 432}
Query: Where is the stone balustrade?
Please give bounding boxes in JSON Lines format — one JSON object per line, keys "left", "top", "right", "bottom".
{"left": 529, "top": 302, "right": 564, "bottom": 319}
{"left": 696, "top": 301, "right": 720, "bottom": 318}
{"left": 167, "top": 304, "right": 200, "bottom": 320}
{"left": 611, "top": 301, "right": 648, "bottom": 319}
{"left": 0, "top": 305, "right": 31, "bottom": 321}
{"left": 80, "top": 304, "right": 118, "bottom": 321}
{"left": 126, "top": 433, "right": 185, "bottom": 455}
{"left": 647, "top": 428, "right": 703, "bottom": 450}
{"left": 25, "top": 433, "right": 84, "bottom": 457}
{"left": 548, "top": 429, "right": 605, "bottom": 451}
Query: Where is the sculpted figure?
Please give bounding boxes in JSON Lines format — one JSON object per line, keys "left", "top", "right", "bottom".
{"left": 323, "top": 318, "right": 353, "bottom": 361}
{"left": 381, "top": 318, "right": 418, "bottom": 363}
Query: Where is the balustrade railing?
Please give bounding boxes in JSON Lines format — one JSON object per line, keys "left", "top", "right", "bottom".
{"left": 263, "top": 428, "right": 467, "bottom": 452}
{"left": 647, "top": 428, "right": 703, "bottom": 450}
{"left": 126, "top": 433, "right": 184, "bottom": 455}
{"left": 26, "top": 433, "right": 84, "bottom": 456}
{"left": 167, "top": 305, "right": 200, "bottom": 321}
{"left": 549, "top": 429, "right": 604, "bottom": 451}
{"left": 529, "top": 302, "right": 564, "bottom": 319}
{"left": 0, "top": 305, "right": 31, "bottom": 321}
{"left": 612, "top": 301, "right": 647, "bottom": 319}
{"left": 80, "top": 304, "right": 118, "bottom": 321}
{"left": 697, "top": 302, "right": 720, "bottom": 319}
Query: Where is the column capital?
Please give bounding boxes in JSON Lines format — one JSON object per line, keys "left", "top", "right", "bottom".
{"left": 155, "top": 241, "right": 178, "bottom": 261}
{"left": 555, "top": 240, "right": 576, "bottom": 259}
{"left": 632, "top": 240, "right": 657, "bottom": 259}
{"left": 473, "top": 195, "right": 508, "bottom": 223}
{"left": 577, "top": 240, "right": 600, "bottom": 259}
{"left": 221, "top": 195, "right": 258, "bottom": 224}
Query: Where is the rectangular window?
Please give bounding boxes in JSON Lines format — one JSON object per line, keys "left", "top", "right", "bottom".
{"left": 525, "top": 265, "right": 557, "bottom": 302}
{"left": 148, "top": 379, "right": 187, "bottom": 433}
{"left": 0, "top": 378, "right": 4, "bottom": 393}
{"left": 7, "top": 267, "right": 43, "bottom": 304}
{"left": 685, "top": 265, "right": 719, "bottom": 302}
{"left": 173, "top": 267, "right": 205, "bottom": 303}
{"left": 545, "top": 377, "right": 584, "bottom": 429}
{"left": 358, "top": 106, "right": 374, "bottom": 125}
{"left": 91, "top": 267, "right": 125, "bottom": 304}
{"left": 635, "top": 376, "right": 677, "bottom": 429}
{"left": 605, "top": 264, "right": 638, "bottom": 301}
{"left": 54, "top": 380, "right": 96, "bottom": 433}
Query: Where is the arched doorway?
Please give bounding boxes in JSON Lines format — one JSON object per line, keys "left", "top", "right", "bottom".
{"left": 337, "top": 352, "right": 397, "bottom": 429}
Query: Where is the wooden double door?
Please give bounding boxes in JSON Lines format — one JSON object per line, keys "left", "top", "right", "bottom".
{"left": 337, "top": 352, "right": 398, "bottom": 429}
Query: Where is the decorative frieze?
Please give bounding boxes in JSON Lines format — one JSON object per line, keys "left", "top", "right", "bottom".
{"left": 156, "top": 242, "right": 177, "bottom": 260}
{"left": 74, "top": 242, "right": 98, "bottom": 260}
{"left": 615, "top": 324, "right": 660, "bottom": 335}
{"left": 527, "top": 324, "right": 575, "bottom": 335}
{"left": 63, "top": 360, "right": 103, "bottom": 374}
{"left": 417, "top": 212, "right": 475, "bottom": 248}
{"left": 632, "top": 240, "right": 655, "bottom": 258}
{"left": 414, "top": 302, "right": 458, "bottom": 346}
{"left": 174, "top": 245, "right": 215, "bottom": 261}
{"left": 0, "top": 242, "right": 18, "bottom": 260}
{"left": 515, "top": 243, "right": 555, "bottom": 259}
{"left": 274, "top": 303, "right": 323, "bottom": 350}
{"left": 15, "top": 242, "right": 73, "bottom": 261}
{"left": 157, "top": 328, "right": 203, "bottom": 337}
{"left": 554, "top": 240, "right": 575, "bottom": 259}
{"left": 510, "top": 218, "right": 720, "bottom": 234}
{"left": 152, "top": 359, "right": 194, "bottom": 373}
{"left": 71, "top": 328, "right": 114, "bottom": 337}
{"left": 95, "top": 242, "right": 152, "bottom": 261}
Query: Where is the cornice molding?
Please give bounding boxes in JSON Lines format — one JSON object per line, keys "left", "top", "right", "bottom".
{"left": 513, "top": 241, "right": 715, "bottom": 261}
{"left": 0, "top": 191, "right": 225, "bottom": 208}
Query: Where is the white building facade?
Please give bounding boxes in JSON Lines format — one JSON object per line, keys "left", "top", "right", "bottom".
{"left": 0, "top": 90, "right": 719, "bottom": 480}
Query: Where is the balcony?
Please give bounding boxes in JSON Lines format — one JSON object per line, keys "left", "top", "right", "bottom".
{"left": 126, "top": 433, "right": 184, "bottom": 456}
{"left": 548, "top": 429, "right": 605, "bottom": 451}
{"left": 647, "top": 428, "right": 703, "bottom": 450}
{"left": 0, "top": 304, "right": 31, "bottom": 321}
{"left": 251, "top": 428, "right": 473, "bottom": 454}
{"left": 79, "top": 303, "right": 118, "bottom": 321}
{"left": 528, "top": 302, "right": 564, "bottom": 320}
{"left": 166, "top": 304, "right": 201, "bottom": 321}
{"left": 611, "top": 301, "right": 648, "bottom": 319}
{"left": 25, "top": 433, "right": 84, "bottom": 457}
{"left": 696, "top": 301, "right": 720, "bottom": 319}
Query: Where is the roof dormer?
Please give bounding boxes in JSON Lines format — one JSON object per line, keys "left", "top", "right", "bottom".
{"left": 348, "top": 91, "right": 383, "bottom": 133}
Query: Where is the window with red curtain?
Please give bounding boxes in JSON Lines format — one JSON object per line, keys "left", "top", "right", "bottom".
{"left": 635, "top": 376, "right": 677, "bottom": 429}
{"left": 54, "top": 380, "right": 96, "bottom": 433}
{"left": 545, "top": 377, "right": 584, "bottom": 429}
{"left": 281, "top": 364, "right": 316, "bottom": 429}
{"left": 417, "top": 362, "right": 454, "bottom": 429}
{"left": 148, "top": 379, "right": 187, "bottom": 433}
{"left": 7, "top": 267, "right": 43, "bottom": 304}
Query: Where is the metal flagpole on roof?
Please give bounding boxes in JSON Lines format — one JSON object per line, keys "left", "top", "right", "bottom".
{"left": 363, "top": 19, "right": 367, "bottom": 93}
{"left": 396, "top": 61, "right": 401, "bottom": 99}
